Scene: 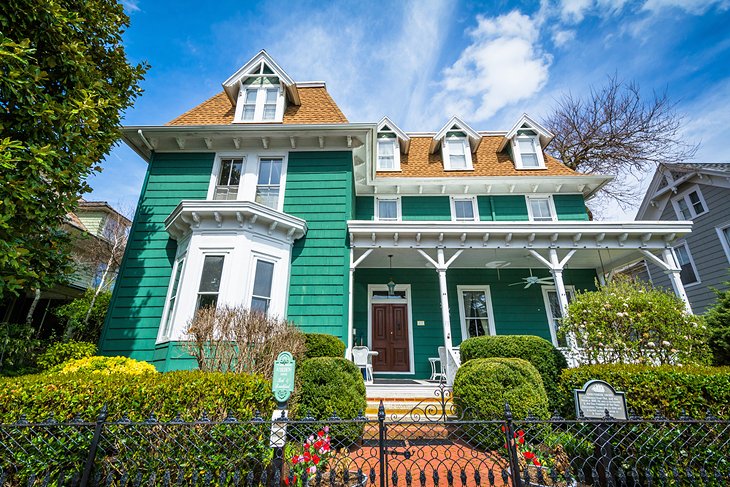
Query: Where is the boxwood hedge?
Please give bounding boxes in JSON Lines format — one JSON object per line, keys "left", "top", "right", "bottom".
{"left": 558, "top": 364, "right": 730, "bottom": 419}
{"left": 0, "top": 370, "right": 275, "bottom": 422}
{"left": 460, "top": 335, "right": 567, "bottom": 408}
{"left": 303, "top": 333, "right": 345, "bottom": 359}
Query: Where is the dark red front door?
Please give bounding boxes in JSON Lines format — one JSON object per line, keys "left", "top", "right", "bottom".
{"left": 371, "top": 303, "right": 409, "bottom": 372}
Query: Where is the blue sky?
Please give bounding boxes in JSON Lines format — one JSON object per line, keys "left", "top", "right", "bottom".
{"left": 88, "top": 0, "right": 730, "bottom": 219}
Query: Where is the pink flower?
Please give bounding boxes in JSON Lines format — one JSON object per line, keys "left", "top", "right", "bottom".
{"left": 309, "top": 466, "right": 316, "bottom": 475}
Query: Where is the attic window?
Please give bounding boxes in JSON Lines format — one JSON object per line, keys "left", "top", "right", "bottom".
{"left": 443, "top": 132, "right": 472, "bottom": 171}
{"left": 377, "top": 127, "right": 400, "bottom": 171}
{"left": 512, "top": 128, "right": 545, "bottom": 169}
{"left": 234, "top": 62, "right": 285, "bottom": 123}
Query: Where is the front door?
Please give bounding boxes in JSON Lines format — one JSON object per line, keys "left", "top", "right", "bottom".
{"left": 371, "top": 303, "right": 409, "bottom": 372}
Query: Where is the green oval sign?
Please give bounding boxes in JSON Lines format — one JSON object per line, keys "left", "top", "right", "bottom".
{"left": 272, "top": 351, "right": 296, "bottom": 403}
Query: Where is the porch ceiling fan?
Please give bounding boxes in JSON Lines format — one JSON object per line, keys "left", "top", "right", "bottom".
{"left": 509, "top": 269, "right": 554, "bottom": 289}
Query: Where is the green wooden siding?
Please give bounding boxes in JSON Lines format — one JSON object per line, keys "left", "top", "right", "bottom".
{"left": 476, "top": 197, "right": 493, "bottom": 221}
{"left": 284, "top": 151, "right": 353, "bottom": 339}
{"left": 353, "top": 267, "right": 597, "bottom": 379}
{"left": 401, "top": 197, "right": 451, "bottom": 221}
{"left": 355, "top": 196, "right": 374, "bottom": 220}
{"left": 491, "top": 195, "right": 529, "bottom": 221}
{"left": 99, "top": 152, "right": 214, "bottom": 370}
{"left": 554, "top": 194, "right": 589, "bottom": 221}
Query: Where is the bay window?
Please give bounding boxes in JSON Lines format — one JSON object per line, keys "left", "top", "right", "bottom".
{"left": 250, "top": 259, "right": 275, "bottom": 314}
{"left": 196, "top": 255, "right": 225, "bottom": 311}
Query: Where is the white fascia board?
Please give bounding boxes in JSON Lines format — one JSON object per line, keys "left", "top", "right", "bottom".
{"left": 165, "top": 200, "right": 307, "bottom": 241}
{"left": 499, "top": 113, "right": 554, "bottom": 152}
{"left": 368, "top": 174, "right": 613, "bottom": 197}
{"left": 431, "top": 116, "right": 482, "bottom": 154}
{"left": 347, "top": 220, "right": 692, "bottom": 249}
{"left": 377, "top": 116, "right": 410, "bottom": 153}
{"left": 221, "top": 50, "right": 299, "bottom": 105}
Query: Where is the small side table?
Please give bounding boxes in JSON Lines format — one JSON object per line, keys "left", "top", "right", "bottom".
{"left": 428, "top": 357, "right": 445, "bottom": 381}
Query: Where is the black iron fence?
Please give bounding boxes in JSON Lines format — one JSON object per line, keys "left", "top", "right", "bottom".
{"left": 1, "top": 403, "right": 729, "bottom": 487}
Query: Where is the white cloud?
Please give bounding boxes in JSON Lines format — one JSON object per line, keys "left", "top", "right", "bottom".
{"left": 438, "top": 11, "right": 551, "bottom": 123}
{"left": 552, "top": 29, "right": 576, "bottom": 47}
{"left": 642, "top": 0, "right": 730, "bottom": 14}
{"left": 559, "top": 0, "right": 593, "bottom": 22}
{"left": 122, "top": 0, "right": 140, "bottom": 12}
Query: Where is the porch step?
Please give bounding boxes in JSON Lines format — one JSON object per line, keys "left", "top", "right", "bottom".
{"left": 364, "top": 397, "right": 454, "bottom": 420}
{"left": 362, "top": 422, "right": 452, "bottom": 440}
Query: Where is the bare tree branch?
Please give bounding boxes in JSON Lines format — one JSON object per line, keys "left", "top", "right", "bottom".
{"left": 543, "top": 75, "right": 698, "bottom": 211}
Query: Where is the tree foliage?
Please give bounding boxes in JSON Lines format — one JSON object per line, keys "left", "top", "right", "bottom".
{"left": 543, "top": 75, "right": 697, "bottom": 211}
{"left": 0, "top": 1, "right": 147, "bottom": 298}
{"left": 704, "top": 285, "right": 730, "bottom": 366}
{"left": 53, "top": 289, "right": 112, "bottom": 342}
{"left": 562, "top": 277, "right": 710, "bottom": 366}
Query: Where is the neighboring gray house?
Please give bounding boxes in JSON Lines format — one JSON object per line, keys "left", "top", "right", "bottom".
{"left": 632, "top": 163, "right": 730, "bottom": 314}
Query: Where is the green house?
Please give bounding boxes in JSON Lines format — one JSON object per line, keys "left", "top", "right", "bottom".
{"left": 100, "top": 50, "right": 693, "bottom": 380}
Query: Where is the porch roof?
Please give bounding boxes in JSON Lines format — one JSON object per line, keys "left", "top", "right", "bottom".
{"left": 347, "top": 220, "right": 692, "bottom": 271}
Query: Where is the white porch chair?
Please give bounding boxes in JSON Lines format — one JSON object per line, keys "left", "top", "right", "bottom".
{"left": 352, "top": 346, "right": 374, "bottom": 383}
{"left": 428, "top": 346, "right": 447, "bottom": 382}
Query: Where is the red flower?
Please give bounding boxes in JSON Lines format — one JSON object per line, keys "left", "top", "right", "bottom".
{"left": 314, "top": 440, "right": 323, "bottom": 450}
{"left": 284, "top": 475, "right": 298, "bottom": 486}
{"left": 312, "top": 454, "right": 320, "bottom": 465}
{"left": 518, "top": 436, "right": 525, "bottom": 445}
{"left": 303, "top": 452, "right": 311, "bottom": 463}
{"left": 500, "top": 425, "right": 506, "bottom": 433}
{"left": 318, "top": 430, "right": 325, "bottom": 437}
{"left": 533, "top": 459, "right": 541, "bottom": 467}
{"left": 516, "top": 430, "right": 525, "bottom": 438}
{"left": 503, "top": 443, "right": 508, "bottom": 450}
{"left": 523, "top": 451, "right": 536, "bottom": 461}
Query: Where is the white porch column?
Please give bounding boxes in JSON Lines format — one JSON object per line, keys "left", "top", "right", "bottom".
{"left": 436, "top": 248, "right": 454, "bottom": 351}
{"left": 662, "top": 248, "right": 693, "bottom": 314}
{"left": 346, "top": 248, "right": 373, "bottom": 359}
{"left": 548, "top": 249, "right": 571, "bottom": 317}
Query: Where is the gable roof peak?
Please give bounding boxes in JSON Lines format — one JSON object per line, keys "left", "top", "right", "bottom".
{"left": 377, "top": 116, "right": 411, "bottom": 152}
{"left": 430, "top": 116, "right": 482, "bottom": 154}
{"left": 499, "top": 113, "right": 553, "bottom": 151}
{"left": 221, "top": 50, "right": 300, "bottom": 106}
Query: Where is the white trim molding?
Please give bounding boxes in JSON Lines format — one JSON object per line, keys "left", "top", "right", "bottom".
{"left": 456, "top": 285, "right": 496, "bottom": 342}
{"left": 450, "top": 196, "right": 479, "bottom": 222}
{"left": 374, "top": 196, "right": 402, "bottom": 221}
{"left": 541, "top": 285, "right": 576, "bottom": 347}
{"left": 716, "top": 222, "right": 730, "bottom": 265}
{"left": 526, "top": 195, "right": 557, "bottom": 222}
{"left": 672, "top": 241, "right": 701, "bottom": 287}
{"left": 671, "top": 184, "right": 708, "bottom": 220}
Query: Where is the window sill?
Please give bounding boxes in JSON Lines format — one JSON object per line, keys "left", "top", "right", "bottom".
{"left": 515, "top": 166, "right": 547, "bottom": 171}
{"left": 443, "top": 167, "right": 474, "bottom": 172}
{"left": 376, "top": 168, "right": 402, "bottom": 172}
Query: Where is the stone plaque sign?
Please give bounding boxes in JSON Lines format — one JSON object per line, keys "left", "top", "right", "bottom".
{"left": 269, "top": 409, "right": 288, "bottom": 447}
{"left": 574, "top": 380, "right": 628, "bottom": 420}
{"left": 272, "top": 351, "right": 296, "bottom": 404}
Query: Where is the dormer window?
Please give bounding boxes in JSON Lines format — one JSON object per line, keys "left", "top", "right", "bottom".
{"left": 443, "top": 132, "right": 473, "bottom": 171}
{"left": 376, "top": 119, "right": 408, "bottom": 172}
{"left": 232, "top": 59, "right": 286, "bottom": 123}
{"left": 512, "top": 128, "right": 545, "bottom": 169}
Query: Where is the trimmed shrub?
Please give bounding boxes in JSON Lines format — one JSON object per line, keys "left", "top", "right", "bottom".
{"left": 705, "top": 286, "right": 730, "bottom": 366}
{"left": 303, "top": 333, "right": 345, "bottom": 359}
{"left": 558, "top": 364, "right": 730, "bottom": 419}
{"left": 0, "top": 370, "right": 275, "bottom": 422}
{"left": 453, "top": 357, "right": 549, "bottom": 420}
{"left": 51, "top": 355, "right": 157, "bottom": 375}
{"left": 36, "top": 340, "right": 97, "bottom": 371}
{"left": 291, "top": 357, "right": 366, "bottom": 447}
{"left": 460, "top": 335, "right": 567, "bottom": 409}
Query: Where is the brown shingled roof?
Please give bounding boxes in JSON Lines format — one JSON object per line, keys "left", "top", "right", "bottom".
{"left": 167, "top": 86, "right": 347, "bottom": 126}
{"left": 376, "top": 136, "right": 579, "bottom": 178}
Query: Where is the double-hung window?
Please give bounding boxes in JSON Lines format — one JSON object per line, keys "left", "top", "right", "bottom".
{"left": 542, "top": 286, "right": 575, "bottom": 347}
{"left": 451, "top": 197, "right": 477, "bottom": 221}
{"left": 263, "top": 88, "right": 278, "bottom": 120}
{"left": 717, "top": 223, "right": 730, "bottom": 264}
{"left": 512, "top": 129, "right": 545, "bottom": 169}
{"left": 443, "top": 136, "right": 471, "bottom": 170}
{"left": 242, "top": 89, "right": 258, "bottom": 121}
{"left": 457, "top": 286, "right": 495, "bottom": 339}
{"left": 161, "top": 257, "right": 185, "bottom": 338}
{"left": 196, "top": 255, "right": 225, "bottom": 311}
{"left": 250, "top": 259, "right": 275, "bottom": 314}
{"left": 673, "top": 242, "right": 700, "bottom": 285}
{"left": 214, "top": 158, "right": 243, "bottom": 200}
{"left": 375, "top": 197, "right": 400, "bottom": 221}
{"left": 527, "top": 196, "right": 555, "bottom": 221}
{"left": 256, "top": 158, "right": 283, "bottom": 209}
{"left": 672, "top": 186, "right": 707, "bottom": 220}
{"left": 236, "top": 68, "right": 284, "bottom": 123}
{"left": 377, "top": 138, "right": 399, "bottom": 171}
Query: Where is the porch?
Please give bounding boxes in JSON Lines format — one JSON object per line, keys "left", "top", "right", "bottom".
{"left": 346, "top": 220, "right": 694, "bottom": 383}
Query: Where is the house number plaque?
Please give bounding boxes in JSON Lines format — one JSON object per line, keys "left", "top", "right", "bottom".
{"left": 272, "top": 351, "right": 296, "bottom": 404}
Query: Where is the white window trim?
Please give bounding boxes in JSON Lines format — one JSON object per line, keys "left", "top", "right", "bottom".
{"left": 376, "top": 137, "right": 401, "bottom": 171}
{"left": 208, "top": 153, "right": 247, "bottom": 200}
{"left": 716, "top": 222, "right": 730, "bottom": 265}
{"left": 207, "top": 152, "right": 288, "bottom": 211}
{"left": 375, "top": 196, "right": 402, "bottom": 221}
{"left": 541, "top": 285, "right": 576, "bottom": 348}
{"left": 512, "top": 135, "right": 546, "bottom": 170}
{"left": 247, "top": 252, "right": 280, "bottom": 316}
{"left": 366, "top": 284, "right": 415, "bottom": 375}
{"left": 526, "top": 195, "right": 558, "bottom": 222}
{"left": 157, "top": 254, "right": 187, "bottom": 342}
{"left": 456, "top": 285, "right": 496, "bottom": 342}
{"left": 442, "top": 136, "right": 473, "bottom": 171}
{"left": 671, "top": 184, "right": 708, "bottom": 220}
{"left": 233, "top": 82, "right": 286, "bottom": 123}
{"left": 673, "top": 241, "right": 701, "bottom": 287}
{"left": 450, "top": 196, "right": 479, "bottom": 222}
